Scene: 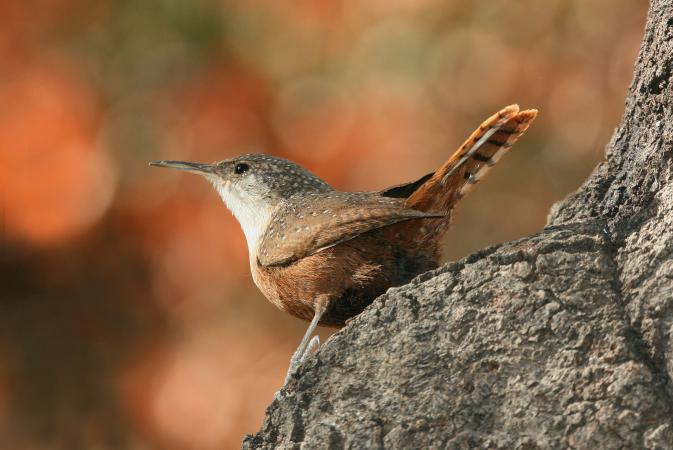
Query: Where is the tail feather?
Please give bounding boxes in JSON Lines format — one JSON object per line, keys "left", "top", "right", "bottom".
{"left": 406, "top": 105, "right": 538, "bottom": 212}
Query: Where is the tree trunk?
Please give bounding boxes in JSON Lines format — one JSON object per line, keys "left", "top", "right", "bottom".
{"left": 243, "top": 1, "right": 673, "bottom": 448}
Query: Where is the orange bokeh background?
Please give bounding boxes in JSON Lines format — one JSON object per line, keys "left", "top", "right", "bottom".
{"left": 0, "top": 1, "right": 647, "bottom": 448}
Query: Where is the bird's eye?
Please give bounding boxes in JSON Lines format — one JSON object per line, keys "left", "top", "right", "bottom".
{"left": 234, "top": 163, "right": 249, "bottom": 174}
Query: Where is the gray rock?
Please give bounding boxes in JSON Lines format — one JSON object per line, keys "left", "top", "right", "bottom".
{"left": 243, "top": 1, "right": 673, "bottom": 448}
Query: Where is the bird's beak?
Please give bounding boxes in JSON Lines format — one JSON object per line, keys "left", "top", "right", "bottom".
{"left": 149, "top": 160, "right": 215, "bottom": 175}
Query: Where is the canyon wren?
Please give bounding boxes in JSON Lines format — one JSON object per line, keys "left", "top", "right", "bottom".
{"left": 150, "top": 104, "right": 537, "bottom": 382}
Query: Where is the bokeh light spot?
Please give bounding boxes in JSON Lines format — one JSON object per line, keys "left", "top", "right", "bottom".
{"left": 0, "top": 60, "right": 117, "bottom": 246}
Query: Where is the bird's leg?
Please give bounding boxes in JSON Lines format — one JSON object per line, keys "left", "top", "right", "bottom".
{"left": 283, "top": 302, "right": 326, "bottom": 386}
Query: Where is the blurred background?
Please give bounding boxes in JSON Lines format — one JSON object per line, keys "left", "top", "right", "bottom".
{"left": 0, "top": 0, "right": 648, "bottom": 448}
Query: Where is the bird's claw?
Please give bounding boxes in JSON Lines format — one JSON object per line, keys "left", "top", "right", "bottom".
{"left": 302, "top": 335, "right": 320, "bottom": 362}
{"left": 283, "top": 334, "right": 321, "bottom": 386}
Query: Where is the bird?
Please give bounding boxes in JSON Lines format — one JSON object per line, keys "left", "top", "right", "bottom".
{"left": 150, "top": 104, "right": 537, "bottom": 385}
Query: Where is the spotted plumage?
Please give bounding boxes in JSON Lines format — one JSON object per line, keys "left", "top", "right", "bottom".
{"left": 150, "top": 104, "right": 538, "bottom": 328}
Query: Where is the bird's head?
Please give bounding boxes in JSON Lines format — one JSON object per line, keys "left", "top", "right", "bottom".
{"left": 150, "top": 154, "right": 333, "bottom": 253}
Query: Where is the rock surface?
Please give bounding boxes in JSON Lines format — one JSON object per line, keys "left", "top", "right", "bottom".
{"left": 243, "top": 1, "right": 673, "bottom": 448}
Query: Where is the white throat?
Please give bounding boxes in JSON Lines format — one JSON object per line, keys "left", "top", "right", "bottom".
{"left": 212, "top": 180, "right": 273, "bottom": 256}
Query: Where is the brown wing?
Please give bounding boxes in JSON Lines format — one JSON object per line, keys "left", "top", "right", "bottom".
{"left": 257, "top": 193, "right": 444, "bottom": 267}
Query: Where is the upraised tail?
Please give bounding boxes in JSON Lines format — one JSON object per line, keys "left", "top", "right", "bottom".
{"left": 406, "top": 105, "right": 538, "bottom": 213}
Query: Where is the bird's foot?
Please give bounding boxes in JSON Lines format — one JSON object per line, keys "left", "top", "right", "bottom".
{"left": 283, "top": 335, "right": 320, "bottom": 386}
{"left": 303, "top": 334, "right": 321, "bottom": 362}
{"left": 275, "top": 335, "right": 321, "bottom": 400}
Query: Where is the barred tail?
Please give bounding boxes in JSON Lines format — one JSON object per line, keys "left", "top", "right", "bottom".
{"left": 406, "top": 104, "right": 538, "bottom": 213}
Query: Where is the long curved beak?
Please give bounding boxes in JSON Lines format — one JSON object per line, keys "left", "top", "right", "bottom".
{"left": 149, "top": 160, "right": 214, "bottom": 175}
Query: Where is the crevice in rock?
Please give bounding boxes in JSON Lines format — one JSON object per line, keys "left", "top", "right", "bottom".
{"left": 599, "top": 219, "right": 673, "bottom": 407}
